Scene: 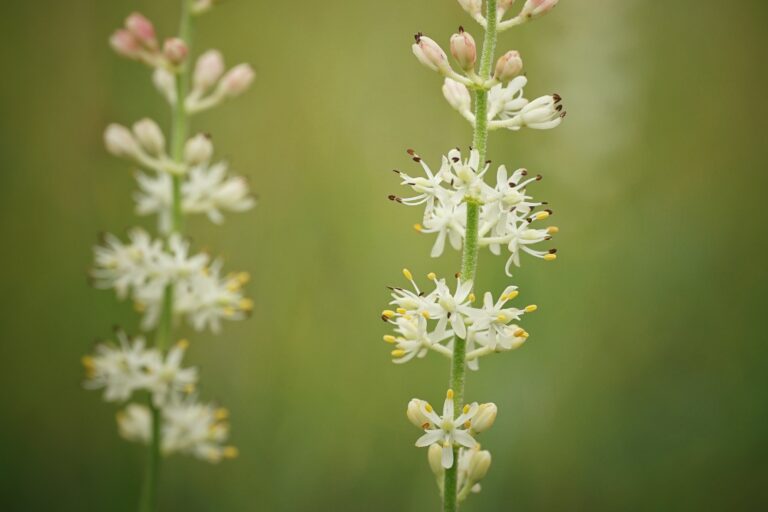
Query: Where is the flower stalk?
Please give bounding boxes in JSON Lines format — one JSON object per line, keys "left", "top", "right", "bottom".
{"left": 85, "top": 1, "right": 256, "bottom": 510}
{"left": 384, "top": 0, "right": 564, "bottom": 509}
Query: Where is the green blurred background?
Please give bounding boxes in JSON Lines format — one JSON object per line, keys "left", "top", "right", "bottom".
{"left": 1, "top": 0, "right": 767, "bottom": 510}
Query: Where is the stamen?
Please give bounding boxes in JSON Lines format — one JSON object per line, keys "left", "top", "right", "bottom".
{"left": 524, "top": 305, "right": 538, "bottom": 313}
{"left": 402, "top": 268, "right": 413, "bottom": 281}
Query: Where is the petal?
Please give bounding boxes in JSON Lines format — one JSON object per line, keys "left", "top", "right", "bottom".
{"left": 442, "top": 444, "right": 454, "bottom": 468}
{"left": 416, "top": 430, "right": 443, "bottom": 447}
{"left": 453, "top": 430, "right": 478, "bottom": 448}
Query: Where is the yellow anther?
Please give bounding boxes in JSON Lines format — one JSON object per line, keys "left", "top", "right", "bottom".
{"left": 402, "top": 268, "right": 413, "bottom": 281}
{"left": 463, "top": 404, "right": 470, "bottom": 414}
{"left": 547, "top": 226, "right": 560, "bottom": 235}
{"left": 535, "top": 211, "right": 550, "bottom": 221}
{"left": 468, "top": 293, "right": 476, "bottom": 303}
{"left": 513, "top": 329, "right": 526, "bottom": 338}
{"left": 176, "top": 339, "right": 190, "bottom": 350}
{"left": 215, "top": 408, "right": 229, "bottom": 420}
{"left": 464, "top": 421, "right": 472, "bottom": 429}
{"left": 421, "top": 311, "right": 430, "bottom": 319}
{"left": 382, "top": 310, "right": 395, "bottom": 318}
{"left": 226, "top": 280, "right": 242, "bottom": 292}
{"left": 183, "top": 383, "right": 196, "bottom": 393}
{"left": 239, "top": 298, "right": 254, "bottom": 311}
{"left": 522, "top": 331, "right": 530, "bottom": 338}
{"left": 236, "top": 272, "right": 251, "bottom": 285}
{"left": 81, "top": 356, "right": 95, "bottom": 377}
{"left": 524, "top": 305, "right": 538, "bottom": 313}
{"left": 427, "top": 272, "right": 437, "bottom": 281}
{"left": 414, "top": 223, "right": 423, "bottom": 232}
{"left": 134, "top": 301, "right": 146, "bottom": 313}
{"left": 391, "top": 349, "right": 406, "bottom": 358}
{"left": 223, "top": 446, "right": 239, "bottom": 459}
{"left": 396, "top": 307, "right": 407, "bottom": 315}
{"left": 383, "top": 335, "right": 397, "bottom": 344}
{"left": 425, "top": 403, "right": 434, "bottom": 413}
{"left": 544, "top": 253, "right": 557, "bottom": 262}
{"left": 446, "top": 389, "right": 455, "bottom": 399}
{"left": 497, "top": 314, "right": 507, "bottom": 322}
{"left": 223, "top": 306, "right": 236, "bottom": 317}
{"left": 506, "top": 290, "right": 519, "bottom": 301}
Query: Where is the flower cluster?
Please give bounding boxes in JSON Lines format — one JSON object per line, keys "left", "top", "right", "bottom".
{"left": 92, "top": 229, "right": 252, "bottom": 333}
{"left": 391, "top": 148, "right": 558, "bottom": 275}
{"left": 105, "top": 122, "right": 255, "bottom": 233}
{"left": 383, "top": 270, "right": 535, "bottom": 368}
{"left": 407, "top": 390, "right": 497, "bottom": 468}
{"left": 86, "top": 5, "right": 255, "bottom": 472}
{"left": 382, "top": 0, "right": 564, "bottom": 506}
{"left": 84, "top": 333, "right": 235, "bottom": 462}
{"left": 118, "top": 399, "right": 237, "bottom": 463}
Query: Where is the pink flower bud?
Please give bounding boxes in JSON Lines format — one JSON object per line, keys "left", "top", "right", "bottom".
{"left": 450, "top": 28, "right": 477, "bottom": 72}
{"left": 125, "top": 12, "right": 157, "bottom": 49}
{"left": 521, "top": 0, "right": 559, "bottom": 18}
{"left": 411, "top": 33, "right": 450, "bottom": 74}
{"left": 493, "top": 51, "right": 523, "bottom": 82}
{"left": 497, "top": 0, "right": 517, "bottom": 15}
{"left": 193, "top": 50, "right": 225, "bottom": 92}
{"left": 110, "top": 30, "right": 141, "bottom": 59}
{"left": 163, "top": 38, "right": 188, "bottom": 66}
{"left": 220, "top": 64, "right": 255, "bottom": 97}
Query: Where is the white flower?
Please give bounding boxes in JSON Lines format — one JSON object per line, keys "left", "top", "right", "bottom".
{"left": 117, "top": 397, "right": 238, "bottom": 463}
{"left": 92, "top": 229, "right": 165, "bottom": 299}
{"left": 93, "top": 230, "right": 251, "bottom": 333}
{"left": 82, "top": 332, "right": 155, "bottom": 402}
{"left": 83, "top": 333, "right": 198, "bottom": 406}
{"left": 134, "top": 161, "right": 255, "bottom": 233}
{"left": 146, "top": 340, "right": 198, "bottom": 406}
{"left": 383, "top": 271, "right": 535, "bottom": 366}
{"left": 409, "top": 390, "right": 482, "bottom": 468}
{"left": 174, "top": 262, "right": 252, "bottom": 333}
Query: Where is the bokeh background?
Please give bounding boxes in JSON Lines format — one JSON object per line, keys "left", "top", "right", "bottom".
{"left": 2, "top": 0, "right": 768, "bottom": 510}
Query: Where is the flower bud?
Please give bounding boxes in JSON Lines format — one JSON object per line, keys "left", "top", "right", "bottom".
{"left": 110, "top": 30, "right": 141, "bottom": 59}
{"left": 132, "top": 119, "right": 165, "bottom": 156}
{"left": 471, "top": 403, "right": 497, "bottom": 433}
{"left": 442, "top": 78, "right": 472, "bottom": 114}
{"left": 104, "top": 124, "right": 141, "bottom": 158}
{"left": 193, "top": 50, "right": 225, "bottom": 92}
{"left": 467, "top": 449, "right": 492, "bottom": 482}
{"left": 153, "top": 68, "right": 177, "bottom": 104}
{"left": 450, "top": 28, "right": 477, "bottom": 72}
{"left": 457, "top": 0, "right": 482, "bottom": 17}
{"left": 125, "top": 12, "right": 157, "bottom": 50}
{"left": 163, "top": 38, "right": 188, "bottom": 66}
{"left": 412, "top": 34, "right": 450, "bottom": 74}
{"left": 428, "top": 444, "right": 444, "bottom": 476}
{"left": 493, "top": 51, "right": 523, "bottom": 82}
{"left": 497, "top": 0, "right": 517, "bottom": 15}
{"left": 407, "top": 399, "right": 432, "bottom": 429}
{"left": 220, "top": 64, "right": 255, "bottom": 97}
{"left": 184, "top": 134, "right": 213, "bottom": 166}
{"left": 521, "top": 0, "right": 559, "bottom": 18}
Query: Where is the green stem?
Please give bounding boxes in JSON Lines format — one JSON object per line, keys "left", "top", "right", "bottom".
{"left": 138, "top": 3, "right": 194, "bottom": 512}
{"left": 443, "top": 1, "right": 498, "bottom": 511}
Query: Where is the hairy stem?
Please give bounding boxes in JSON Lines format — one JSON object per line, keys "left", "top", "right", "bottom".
{"left": 139, "top": 2, "right": 194, "bottom": 512}
{"left": 443, "top": 1, "right": 498, "bottom": 511}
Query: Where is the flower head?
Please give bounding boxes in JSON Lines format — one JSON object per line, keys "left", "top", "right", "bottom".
{"left": 408, "top": 390, "right": 492, "bottom": 468}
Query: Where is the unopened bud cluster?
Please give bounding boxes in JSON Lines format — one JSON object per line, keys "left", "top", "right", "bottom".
{"left": 86, "top": 4, "right": 256, "bottom": 466}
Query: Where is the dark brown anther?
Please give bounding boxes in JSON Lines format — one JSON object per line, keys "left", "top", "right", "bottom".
{"left": 414, "top": 33, "right": 423, "bottom": 43}
{"left": 549, "top": 248, "right": 558, "bottom": 254}
{"left": 552, "top": 93, "right": 562, "bottom": 103}
{"left": 520, "top": 169, "right": 528, "bottom": 176}
{"left": 536, "top": 174, "right": 543, "bottom": 181}
{"left": 555, "top": 104, "right": 563, "bottom": 112}
{"left": 458, "top": 25, "right": 465, "bottom": 33}
{"left": 452, "top": 157, "right": 460, "bottom": 163}
{"left": 545, "top": 209, "right": 553, "bottom": 215}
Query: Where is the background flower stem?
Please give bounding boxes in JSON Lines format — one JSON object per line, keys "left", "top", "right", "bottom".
{"left": 444, "top": 0, "right": 497, "bottom": 510}
{"left": 139, "top": 2, "right": 194, "bottom": 511}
